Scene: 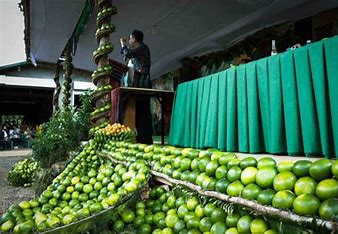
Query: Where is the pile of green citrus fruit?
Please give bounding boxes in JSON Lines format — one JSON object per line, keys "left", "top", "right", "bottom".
{"left": 0, "top": 140, "right": 149, "bottom": 233}
{"left": 7, "top": 158, "right": 40, "bottom": 187}
{"left": 94, "top": 123, "right": 135, "bottom": 143}
{"left": 111, "top": 186, "right": 278, "bottom": 234}
{"left": 102, "top": 141, "right": 338, "bottom": 220}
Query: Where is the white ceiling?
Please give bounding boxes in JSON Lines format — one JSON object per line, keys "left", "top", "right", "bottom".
{"left": 29, "top": 0, "right": 338, "bottom": 78}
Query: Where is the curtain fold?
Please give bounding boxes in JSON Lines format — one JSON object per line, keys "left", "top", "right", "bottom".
{"left": 169, "top": 36, "right": 338, "bottom": 158}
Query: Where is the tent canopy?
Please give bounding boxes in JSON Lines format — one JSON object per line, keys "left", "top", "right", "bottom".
{"left": 29, "top": 0, "right": 338, "bottom": 78}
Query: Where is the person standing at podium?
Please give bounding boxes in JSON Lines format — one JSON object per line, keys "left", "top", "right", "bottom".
{"left": 120, "top": 30, "right": 153, "bottom": 144}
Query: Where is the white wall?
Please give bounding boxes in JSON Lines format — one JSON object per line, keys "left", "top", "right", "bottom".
{"left": 0, "top": 0, "right": 26, "bottom": 66}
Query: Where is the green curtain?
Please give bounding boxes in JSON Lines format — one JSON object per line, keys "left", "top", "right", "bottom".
{"left": 169, "top": 36, "right": 338, "bottom": 158}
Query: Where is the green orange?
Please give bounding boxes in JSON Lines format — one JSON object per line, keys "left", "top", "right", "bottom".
{"left": 294, "top": 177, "right": 317, "bottom": 196}
{"left": 315, "top": 179, "right": 338, "bottom": 200}
{"left": 293, "top": 194, "right": 320, "bottom": 215}
{"left": 273, "top": 171, "right": 297, "bottom": 191}
{"left": 272, "top": 190, "right": 296, "bottom": 209}
{"left": 309, "top": 159, "right": 333, "bottom": 181}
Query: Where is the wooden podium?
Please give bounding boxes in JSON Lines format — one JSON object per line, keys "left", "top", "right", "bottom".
{"left": 110, "top": 87, "right": 175, "bottom": 145}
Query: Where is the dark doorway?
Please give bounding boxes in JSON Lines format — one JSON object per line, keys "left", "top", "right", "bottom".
{"left": 0, "top": 86, "right": 53, "bottom": 126}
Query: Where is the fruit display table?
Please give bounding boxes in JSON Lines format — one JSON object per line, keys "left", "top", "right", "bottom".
{"left": 110, "top": 87, "right": 175, "bottom": 145}
{"left": 169, "top": 36, "right": 338, "bottom": 158}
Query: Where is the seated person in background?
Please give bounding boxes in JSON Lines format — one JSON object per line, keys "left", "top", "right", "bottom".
{"left": 9, "top": 126, "right": 21, "bottom": 149}
{"left": 0, "top": 126, "right": 7, "bottom": 150}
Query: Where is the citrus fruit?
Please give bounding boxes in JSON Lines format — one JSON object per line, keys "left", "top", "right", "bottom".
{"left": 309, "top": 159, "right": 333, "bottom": 181}
{"left": 273, "top": 171, "right": 297, "bottom": 191}
{"left": 83, "top": 184, "right": 93, "bottom": 194}
{"left": 187, "top": 197, "right": 199, "bottom": 211}
{"left": 332, "top": 160, "right": 338, "bottom": 178}
{"left": 153, "top": 211, "right": 165, "bottom": 225}
{"left": 187, "top": 217, "right": 201, "bottom": 229}
{"left": 184, "top": 212, "right": 196, "bottom": 223}
{"left": 66, "top": 186, "right": 75, "bottom": 194}
{"left": 315, "top": 179, "right": 338, "bottom": 200}
{"left": 319, "top": 198, "right": 338, "bottom": 219}
{"left": 237, "top": 215, "right": 252, "bottom": 234}
{"left": 113, "top": 220, "right": 125, "bottom": 232}
{"left": 257, "top": 157, "right": 276, "bottom": 169}
{"left": 215, "top": 178, "right": 230, "bottom": 193}
{"left": 167, "top": 195, "right": 177, "bottom": 208}
{"left": 195, "top": 205, "right": 204, "bottom": 218}
{"left": 272, "top": 190, "right": 296, "bottom": 209}
{"left": 242, "top": 183, "right": 262, "bottom": 200}
{"left": 199, "top": 157, "right": 211, "bottom": 171}
{"left": 174, "top": 220, "right": 187, "bottom": 233}
{"left": 180, "top": 158, "right": 192, "bottom": 171}
{"left": 162, "top": 227, "right": 174, "bottom": 234}
{"left": 89, "top": 203, "right": 103, "bottom": 213}
{"left": 256, "top": 167, "right": 277, "bottom": 189}
{"left": 210, "top": 207, "right": 227, "bottom": 223}
{"left": 241, "top": 167, "right": 258, "bottom": 185}
{"left": 293, "top": 194, "right": 321, "bottom": 215}
{"left": 227, "top": 181, "right": 244, "bottom": 197}
{"left": 62, "top": 214, "right": 75, "bottom": 225}
{"left": 225, "top": 227, "right": 239, "bottom": 234}
{"left": 292, "top": 160, "right": 312, "bottom": 177}
{"left": 240, "top": 157, "right": 257, "bottom": 169}
{"left": 1, "top": 220, "right": 14, "bottom": 232}
{"left": 250, "top": 218, "right": 269, "bottom": 234}
{"left": 203, "top": 203, "right": 216, "bottom": 217}
{"left": 133, "top": 216, "right": 144, "bottom": 228}
{"left": 191, "top": 158, "right": 201, "bottom": 170}
{"left": 215, "top": 166, "right": 228, "bottom": 180}
{"left": 206, "top": 161, "right": 219, "bottom": 176}
{"left": 227, "top": 166, "right": 242, "bottom": 182}
{"left": 210, "top": 222, "right": 227, "bottom": 234}
{"left": 71, "top": 176, "right": 80, "bottom": 185}
{"left": 228, "top": 159, "right": 240, "bottom": 168}
{"left": 219, "top": 154, "right": 237, "bottom": 166}
{"left": 121, "top": 209, "right": 135, "bottom": 223}
{"left": 200, "top": 217, "right": 213, "bottom": 232}
{"left": 177, "top": 204, "right": 189, "bottom": 219}
{"left": 19, "top": 220, "right": 34, "bottom": 233}
{"left": 46, "top": 215, "right": 61, "bottom": 228}
{"left": 226, "top": 213, "right": 240, "bottom": 227}
{"left": 264, "top": 230, "right": 278, "bottom": 234}
{"left": 257, "top": 189, "right": 275, "bottom": 205}
{"left": 18, "top": 201, "right": 30, "bottom": 210}
{"left": 294, "top": 177, "right": 317, "bottom": 196}
{"left": 277, "top": 161, "right": 294, "bottom": 172}
{"left": 166, "top": 214, "right": 179, "bottom": 228}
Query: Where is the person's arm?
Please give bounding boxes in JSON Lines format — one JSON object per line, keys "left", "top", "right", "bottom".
{"left": 122, "top": 46, "right": 145, "bottom": 59}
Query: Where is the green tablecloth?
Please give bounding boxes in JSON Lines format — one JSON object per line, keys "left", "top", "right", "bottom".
{"left": 169, "top": 36, "right": 338, "bottom": 158}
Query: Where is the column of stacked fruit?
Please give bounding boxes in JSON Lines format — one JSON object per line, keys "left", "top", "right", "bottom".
{"left": 62, "top": 47, "right": 73, "bottom": 109}
{"left": 90, "top": 0, "right": 117, "bottom": 132}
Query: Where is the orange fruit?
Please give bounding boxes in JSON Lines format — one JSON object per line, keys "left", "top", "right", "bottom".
{"left": 319, "top": 198, "right": 338, "bottom": 220}
{"left": 237, "top": 215, "right": 252, "bottom": 234}
{"left": 273, "top": 171, "right": 297, "bottom": 191}
{"left": 272, "top": 190, "right": 296, "bottom": 209}
{"left": 315, "top": 179, "right": 338, "bottom": 200}
{"left": 277, "top": 161, "right": 294, "bottom": 172}
{"left": 256, "top": 167, "right": 277, "bottom": 189}
{"left": 227, "top": 181, "right": 244, "bottom": 197}
{"left": 293, "top": 194, "right": 320, "bottom": 215}
{"left": 257, "top": 157, "right": 276, "bottom": 169}
{"left": 292, "top": 160, "right": 312, "bottom": 178}
{"left": 241, "top": 183, "right": 262, "bottom": 200}
{"left": 294, "top": 177, "right": 317, "bottom": 196}
{"left": 241, "top": 167, "right": 258, "bottom": 185}
{"left": 250, "top": 218, "right": 269, "bottom": 234}
{"left": 309, "top": 159, "right": 333, "bottom": 181}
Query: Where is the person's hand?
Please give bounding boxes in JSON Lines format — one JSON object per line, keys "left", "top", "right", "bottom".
{"left": 120, "top": 37, "right": 127, "bottom": 46}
